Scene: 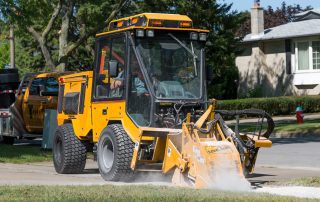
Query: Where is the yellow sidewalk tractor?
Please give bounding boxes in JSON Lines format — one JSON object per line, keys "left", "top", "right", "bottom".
{"left": 53, "top": 13, "right": 273, "bottom": 188}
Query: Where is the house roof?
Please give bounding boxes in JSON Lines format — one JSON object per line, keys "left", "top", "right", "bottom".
{"left": 243, "top": 9, "right": 320, "bottom": 42}
{"left": 294, "top": 9, "right": 320, "bottom": 17}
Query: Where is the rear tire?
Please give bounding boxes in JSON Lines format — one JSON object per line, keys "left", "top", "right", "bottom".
{"left": 97, "top": 124, "right": 134, "bottom": 181}
{"left": 53, "top": 123, "right": 87, "bottom": 174}
{"left": 1, "top": 136, "right": 15, "bottom": 145}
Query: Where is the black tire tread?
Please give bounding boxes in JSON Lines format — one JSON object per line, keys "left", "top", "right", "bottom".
{"left": 99, "top": 124, "right": 134, "bottom": 181}
{"left": 53, "top": 123, "right": 87, "bottom": 174}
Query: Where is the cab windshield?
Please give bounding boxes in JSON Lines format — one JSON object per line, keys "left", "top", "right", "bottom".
{"left": 136, "top": 34, "right": 203, "bottom": 99}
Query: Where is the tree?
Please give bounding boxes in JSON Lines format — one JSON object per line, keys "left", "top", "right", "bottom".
{"left": 0, "top": 0, "right": 131, "bottom": 71}
{"left": 0, "top": 20, "right": 10, "bottom": 68}
{"left": 1, "top": 0, "right": 245, "bottom": 99}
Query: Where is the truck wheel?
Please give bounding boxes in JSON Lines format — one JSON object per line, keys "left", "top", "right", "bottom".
{"left": 97, "top": 124, "right": 134, "bottom": 181}
{"left": 53, "top": 123, "right": 87, "bottom": 174}
{"left": 2, "top": 136, "right": 15, "bottom": 145}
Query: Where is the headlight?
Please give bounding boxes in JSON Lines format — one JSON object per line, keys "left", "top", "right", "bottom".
{"left": 199, "top": 33, "right": 207, "bottom": 41}
{"left": 136, "top": 29, "right": 144, "bottom": 37}
{"left": 190, "top": 32, "right": 198, "bottom": 40}
{"left": 146, "top": 29, "right": 154, "bottom": 37}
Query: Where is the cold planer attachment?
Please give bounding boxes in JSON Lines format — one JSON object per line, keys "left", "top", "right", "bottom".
{"left": 131, "top": 101, "right": 272, "bottom": 188}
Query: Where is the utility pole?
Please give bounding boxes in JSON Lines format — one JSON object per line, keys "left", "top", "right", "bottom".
{"left": 9, "top": 25, "right": 15, "bottom": 69}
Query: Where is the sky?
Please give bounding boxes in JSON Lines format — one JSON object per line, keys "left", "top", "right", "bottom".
{"left": 218, "top": 0, "right": 320, "bottom": 11}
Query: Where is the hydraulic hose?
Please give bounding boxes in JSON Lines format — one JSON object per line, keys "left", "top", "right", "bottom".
{"left": 214, "top": 109, "right": 275, "bottom": 138}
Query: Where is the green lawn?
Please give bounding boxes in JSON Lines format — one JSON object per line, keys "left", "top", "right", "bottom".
{"left": 231, "top": 119, "right": 320, "bottom": 135}
{"left": 275, "top": 177, "right": 320, "bottom": 187}
{"left": 0, "top": 144, "right": 52, "bottom": 164}
{"left": 275, "top": 120, "right": 320, "bottom": 133}
{"left": 0, "top": 185, "right": 315, "bottom": 202}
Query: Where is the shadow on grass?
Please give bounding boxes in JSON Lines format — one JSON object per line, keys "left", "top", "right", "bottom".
{"left": 0, "top": 140, "right": 52, "bottom": 164}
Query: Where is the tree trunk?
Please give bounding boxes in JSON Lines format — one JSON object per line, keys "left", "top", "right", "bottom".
{"left": 40, "top": 41, "right": 56, "bottom": 71}
{"left": 27, "top": 27, "right": 56, "bottom": 71}
{"left": 57, "top": 1, "right": 74, "bottom": 72}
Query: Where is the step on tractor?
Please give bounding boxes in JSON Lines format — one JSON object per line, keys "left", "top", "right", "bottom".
{"left": 53, "top": 13, "right": 273, "bottom": 188}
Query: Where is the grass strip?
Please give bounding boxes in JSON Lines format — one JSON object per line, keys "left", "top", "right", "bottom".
{"left": 274, "top": 177, "right": 320, "bottom": 187}
{"left": 0, "top": 185, "right": 316, "bottom": 202}
{"left": 0, "top": 144, "right": 51, "bottom": 164}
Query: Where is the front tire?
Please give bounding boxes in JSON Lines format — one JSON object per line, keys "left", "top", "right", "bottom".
{"left": 97, "top": 124, "right": 134, "bottom": 181}
{"left": 53, "top": 123, "right": 87, "bottom": 174}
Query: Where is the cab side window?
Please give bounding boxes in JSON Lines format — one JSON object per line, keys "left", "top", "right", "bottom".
{"left": 95, "top": 35, "right": 126, "bottom": 99}
{"left": 29, "top": 78, "right": 46, "bottom": 96}
{"left": 29, "top": 77, "right": 59, "bottom": 96}
{"left": 45, "top": 77, "right": 59, "bottom": 94}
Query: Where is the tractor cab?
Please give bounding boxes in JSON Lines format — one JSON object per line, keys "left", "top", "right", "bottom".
{"left": 93, "top": 13, "right": 209, "bottom": 128}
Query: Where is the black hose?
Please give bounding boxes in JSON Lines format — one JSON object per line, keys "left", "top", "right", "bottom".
{"left": 214, "top": 109, "right": 275, "bottom": 138}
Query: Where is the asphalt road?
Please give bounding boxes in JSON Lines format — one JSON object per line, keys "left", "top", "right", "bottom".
{"left": 257, "top": 136, "right": 320, "bottom": 169}
{"left": 251, "top": 136, "right": 320, "bottom": 186}
{"left": 0, "top": 136, "right": 319, "bottom": 186}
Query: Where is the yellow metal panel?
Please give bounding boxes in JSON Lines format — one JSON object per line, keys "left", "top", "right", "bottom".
{"left": 57, "top": 71, "right": 93, "bottom": 139}
{"left": 195, "top": 105, "right": 212, "bottom": 129}
{"left": 91, "top": 101, "right": 142, "bottom": 143}
{"left": 244, "top": 134, "right": 273, "bottom": 148}
{"left": 96, "top": 26, "right": 209, "bottom": 37}
{"left": 130, "top": 140, "right": 140, "bottom": 170}
{"left": 162, "top": 138, "right": 184, "bottom": 173}
{"left": 152, "top": 137, "right": 166, "bottom": 162}
{"left": 143, "top": 13, "right": 192, "bottom": 21}
{"left": 255, "top": 139, "right": 272, "bottom": 148}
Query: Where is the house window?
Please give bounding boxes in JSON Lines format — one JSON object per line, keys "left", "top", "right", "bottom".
{"left": 312, "top": 41, "right": 320, "bottom": 69}
{"left": 297, "top": 42, "right": 309, "bottom": 70}
{"left": 295, "top": 40, "right": 320, "bottom": 71}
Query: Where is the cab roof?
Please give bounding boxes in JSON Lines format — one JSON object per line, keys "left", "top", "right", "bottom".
{"left": 96, "top": 13, "right": 209, "bottom": 37}
{"left": 33, "top": 71, "right": 74, "bottom": 79}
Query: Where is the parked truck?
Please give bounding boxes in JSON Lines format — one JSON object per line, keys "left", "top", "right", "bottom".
{"left": 0, "top": 68, "right": 20, "bottom": 144}
{"left": 1, "top": 72, "right": 70, "bottom": 144}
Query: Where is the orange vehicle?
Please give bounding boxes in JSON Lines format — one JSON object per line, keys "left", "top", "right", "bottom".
{"left": 6, "top": 72, "right": 71, "bottom": 143}
{"left": 52, "top": 13, "right": 273, "bottom": 188}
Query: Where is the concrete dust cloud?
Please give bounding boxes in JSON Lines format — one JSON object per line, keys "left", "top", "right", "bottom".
{"left": 132, "top": 171, "right": 172, "bottom": 186}
{"left": 198, "top": 141, "right": 251, "bottom": 192}
{"left": 208, "top": 158, "right": 251, "bottom": 192}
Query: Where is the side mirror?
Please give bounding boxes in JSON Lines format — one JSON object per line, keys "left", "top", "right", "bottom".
{"left": 109, "top": 60, "right": 118, "bottom": 77}
{"left": 37, "top": 85, "right": 45, "bottom": 96}
{"left": 206, "top": 65, "right": 214, "bottom": 84}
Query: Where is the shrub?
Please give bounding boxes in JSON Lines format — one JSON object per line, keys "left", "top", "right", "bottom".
{"left": 216, "top": 96, "right": 320, "bottom": 116}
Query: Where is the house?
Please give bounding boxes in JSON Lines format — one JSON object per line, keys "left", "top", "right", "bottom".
{"left": 236, "top": 2, "right": 320, "bottom": 97}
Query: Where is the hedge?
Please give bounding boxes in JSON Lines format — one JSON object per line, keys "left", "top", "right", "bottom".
{"left": 216, "top": 96, "right": 320, "bottom": 116}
